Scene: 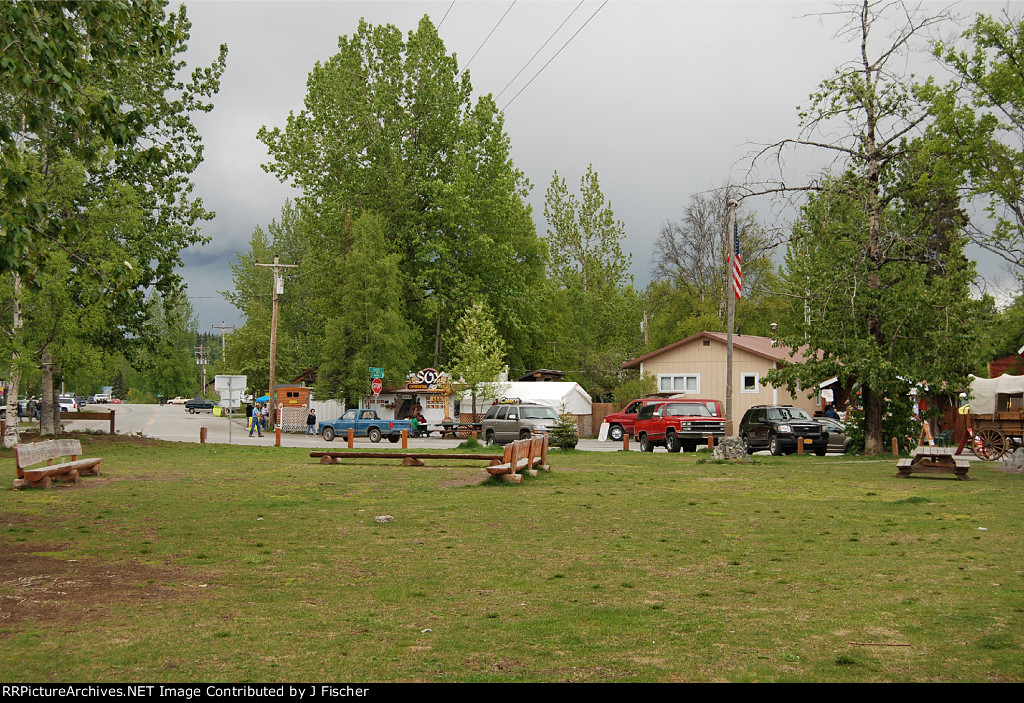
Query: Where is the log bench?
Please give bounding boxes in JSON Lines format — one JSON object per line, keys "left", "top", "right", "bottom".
{"left": 897, "top": 446, "right": 971, "bottom": 480}
{"left": 485, "top": 436, "right": 550, "bottom": 484}
{"left": 13, "top": 439, "right": 102, "bottom": 489}
{"left": 309, "top": 436, "right": 551, "bottom": 484}
{"left": 310, "top": 451, "right": 504, "bottom": 467}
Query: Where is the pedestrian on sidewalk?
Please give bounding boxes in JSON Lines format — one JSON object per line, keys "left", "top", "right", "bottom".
{"left": 249, "top": 404, "right": 264, "bottom": 437}
{"left": 305, "top": 408, "right": 317, "bottom": 436}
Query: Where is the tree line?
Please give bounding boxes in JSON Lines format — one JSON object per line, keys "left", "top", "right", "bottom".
{"left": 4, "top": 2, "right": 1023, "bottom": 454}
{"left": 225, "top": 4, "right": 1024, "bottom": 455}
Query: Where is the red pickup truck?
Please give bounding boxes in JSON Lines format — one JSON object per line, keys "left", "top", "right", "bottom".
{"left": 603, "top": 398, "right": 664, "bottom": 442}
{"left": 634, "top": 398, "right": 726, "bottom": 453}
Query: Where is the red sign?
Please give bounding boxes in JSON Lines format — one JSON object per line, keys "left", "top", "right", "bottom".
{"left": 371, "top": 378, "right": 383, "bottom": 396}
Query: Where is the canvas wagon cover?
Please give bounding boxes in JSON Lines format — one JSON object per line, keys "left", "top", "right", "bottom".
{"left": 969, "top": 374, "right": 1024, "bottom": 414}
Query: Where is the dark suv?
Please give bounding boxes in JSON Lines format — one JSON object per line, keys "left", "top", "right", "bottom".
{"left": 739, "top": 405, "right": 829, "bottom": 456}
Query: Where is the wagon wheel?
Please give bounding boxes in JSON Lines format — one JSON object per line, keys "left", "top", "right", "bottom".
{"left": 974, "top": 428, "right": 1007, "bottom": 461}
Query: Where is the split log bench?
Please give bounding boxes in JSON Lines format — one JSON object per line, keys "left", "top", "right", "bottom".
{"left": 310, "top": 435, "right": 551, "bottom": 484}
{"left": 311, "top": 451, "right": 504, "bottom": 467}
{"left": 13, "top": 439, "right": 102, "bottom": 489}
{"left": 897, "top": 446, "right": 971, "bottom": 480}
{"left": 485, "top": 436, "right": 550, "bottom": 484}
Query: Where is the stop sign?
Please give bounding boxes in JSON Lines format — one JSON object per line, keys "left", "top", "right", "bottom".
{"left": 371, "top": 378, "right": 383, "bottom": 396}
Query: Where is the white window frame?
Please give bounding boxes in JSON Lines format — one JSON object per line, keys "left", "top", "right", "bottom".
{"left": 741, "top": 372, "right": 760, "bottom": 394}
{"left": 658, "top": 373, "right": 699, "bottom": 394}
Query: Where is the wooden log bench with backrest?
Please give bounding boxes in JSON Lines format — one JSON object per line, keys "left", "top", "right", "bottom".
{"left": 13, "top": 439, "right": 102, "bottom": 489}
{"left": 485, "top": 436, "right": 550, "bottom": 484}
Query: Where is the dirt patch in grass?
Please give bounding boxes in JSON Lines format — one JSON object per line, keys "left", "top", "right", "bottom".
{"left": 439, "top": 471, "right": 492, "bottom": 489}
{"left": 0, "top": 542, "right": 207, "bottom": 628}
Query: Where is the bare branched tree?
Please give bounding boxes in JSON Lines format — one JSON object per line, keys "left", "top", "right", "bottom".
{"left": 651, "top": 186, "right": 779, "bottom": 321}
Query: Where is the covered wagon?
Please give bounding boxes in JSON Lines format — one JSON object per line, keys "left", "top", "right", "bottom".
{"left": 968, "top": 374, "right": 1024, "bottom": 460}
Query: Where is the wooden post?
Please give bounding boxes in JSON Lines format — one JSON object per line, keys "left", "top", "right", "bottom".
{"left": 708, "top": 436, "right": 714, "bottom": 450}
{"left": 275, "top": 425, "right": 281, "bottom": 447}
{"left": 347, "top": 428, "right": 354, "bottom": 448}
{"left": 401, "top": 429, "right": 408, "bottom": 449}
{"left": 892, "top": 437, "right": 899, "bottom": 456}
{"left": 200, "top": 427, "right": 207, "bottom": 444}
{"left": 797, "top": 436, "right": 804, "bottom": 454}
{"left": 109, "top": 409, "right": 115, "bottom": 435}
{"left": 623, "top": 434, "right": 629, "bottom": 451}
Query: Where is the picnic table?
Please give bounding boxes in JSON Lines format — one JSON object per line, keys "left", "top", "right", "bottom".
{"left": 897, "top": 446, "right": 971, "bottom": 480}
{"left": 436, "top": 421, "right": 482, "bottom": 439}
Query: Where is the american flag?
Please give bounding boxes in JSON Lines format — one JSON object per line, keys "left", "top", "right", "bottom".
{"left": 732, "top": 222, "right": 742, "bottom": 299}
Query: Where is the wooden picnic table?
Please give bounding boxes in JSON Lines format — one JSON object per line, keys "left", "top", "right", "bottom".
{"left": 897, "top": 446, "right": 971, "bottom": 480}
{"left": 436, "top": 421, "right": 481, "bottom": 439}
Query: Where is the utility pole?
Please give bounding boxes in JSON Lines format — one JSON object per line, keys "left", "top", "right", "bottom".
{"left": 725, "top": 199, "right": 738, "bottom": 436}
{"left": 211, "top": 321, "right": 236, "bottom": 363}
{"left": 255, "top": 255, "right": 297, "bottom": 429}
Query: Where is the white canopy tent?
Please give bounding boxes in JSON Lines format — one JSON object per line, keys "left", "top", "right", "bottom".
{"left": 461, "top": 382, "right": 592, "bottom": 415}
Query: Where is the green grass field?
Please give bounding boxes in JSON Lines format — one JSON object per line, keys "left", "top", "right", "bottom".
{"left": 1, "top": 435, "right": 1021, "bottom": 682}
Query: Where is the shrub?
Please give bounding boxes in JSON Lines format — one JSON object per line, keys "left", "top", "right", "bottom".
{"left": 548, "top": 409, "right": 579, "bottom": 450}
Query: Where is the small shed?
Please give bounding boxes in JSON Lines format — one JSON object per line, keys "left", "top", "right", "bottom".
{"left": 275, "top": 385, "right": 313, "bottom": 432}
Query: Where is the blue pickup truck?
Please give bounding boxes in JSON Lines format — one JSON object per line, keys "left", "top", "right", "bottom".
{"left": 318, "top": 409, "right": 415, "bottom": 443}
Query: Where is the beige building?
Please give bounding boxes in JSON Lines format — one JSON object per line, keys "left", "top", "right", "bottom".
{"left": 621, "top": 332, "right": 822, "bottom": 421}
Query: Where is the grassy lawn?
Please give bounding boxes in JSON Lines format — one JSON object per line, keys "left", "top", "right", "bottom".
{"left": 1, "top": 435, "right": 1021, "bottom": 682}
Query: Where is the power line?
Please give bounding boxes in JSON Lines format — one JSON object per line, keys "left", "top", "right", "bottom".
{"left": 502, "top": 0, "right": 608, "bottom": 111}
{"left": 495, "top": 0, "right": 584, "bottom": 102}
{"left": 437, "top": 1, "right": 455, "bottom": 29}
{"left": 465, "top": 1, "right": 517, "bottom": 70}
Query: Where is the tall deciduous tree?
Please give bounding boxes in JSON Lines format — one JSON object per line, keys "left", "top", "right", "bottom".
{"left": 314, "top": 213, "right": 417, "bottom": 405}
{"left": 924, "top": 10, "right": 1024, "bottom": 280}
{"left": 543, "top": 166, "right": 642, "bottom": 396}
{"left": 1, "top": 1, "right": 226, "bottom": 443}
{"left": 257, "top": 16, "right": 544, "bottom": 372}
{"left": 749, "top": 0, "right": 980, "bottom": 454}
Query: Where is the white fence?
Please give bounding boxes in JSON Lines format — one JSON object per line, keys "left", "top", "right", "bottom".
{"left": 277, "top": 399, "right": 347, "bottom": 433}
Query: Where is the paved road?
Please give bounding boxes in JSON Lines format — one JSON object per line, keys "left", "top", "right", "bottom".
{"left": 56, "top": 404, "right": 897, "bottom": 457}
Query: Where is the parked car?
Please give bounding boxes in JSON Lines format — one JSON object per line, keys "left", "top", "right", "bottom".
{"left": 58, "top": 395, "right": 79, "bottom": 412}
{"left": 481, "top": 400, "right": 560, "bottom": 445}
{"left": 74, "top": 395, "right": 87, "bottom": 410}
{"left": 167, "top": 396, "right": 188, "bottom": 405}
{"left": 633, "top": 398, "right": 726, "bottom": 452}
{"left": 603, "top": 397, "right": 665, "bottom": 442}
{"left": 818, "top": 417, "right": 851, "bottom": 454}
{"left": 318, "top": 409, "right": 414, "bottom": 443}
{"left": 739, "top": 405, "right": 829, "bottom": 456}
{"left": 184, "top": 397, "right": 214, "bottom": 414}
{"left": 90, "top": 393, "right": 111, "bottom": 403}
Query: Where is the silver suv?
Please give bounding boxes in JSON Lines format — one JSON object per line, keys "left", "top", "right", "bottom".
{"left": 481, "top": 402, "right": 560, "bottom": 445}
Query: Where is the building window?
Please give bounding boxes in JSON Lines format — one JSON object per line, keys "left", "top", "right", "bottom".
{"left": 741, "top": 373, "right": 759, "bottom": 393}
{"left": 659, "top": 374, "right": 699, "bottom": 393}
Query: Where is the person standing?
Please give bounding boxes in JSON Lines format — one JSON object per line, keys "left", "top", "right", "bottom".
{"left": 27, "top": 397, "right": 37, "bottom": 422}
{"left": 305, "top": 407, "right": 317, "bottom": 436}
{"left": 249, "top": 404, "right": 264, "bottom": 437}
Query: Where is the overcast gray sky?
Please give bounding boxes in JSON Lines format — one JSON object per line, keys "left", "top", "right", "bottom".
{"left": 178, "top": 0, "right": 1015, "bottom": 332}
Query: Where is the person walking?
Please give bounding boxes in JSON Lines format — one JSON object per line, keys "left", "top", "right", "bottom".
{"left": 249, "top": 404, "right": 264, "bottom": 437}
{"left": 305, "top": 407, "right": 317, "bottom": 436}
